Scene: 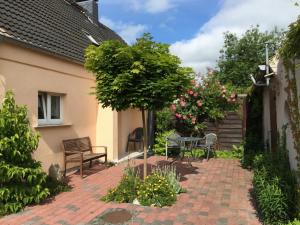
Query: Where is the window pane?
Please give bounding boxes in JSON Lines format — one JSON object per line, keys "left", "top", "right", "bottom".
{"left": 38, "top": 93, "right": 46, "bottom": 119}
{"left": 51, "top": 96, "right": 60, "bottom": 119}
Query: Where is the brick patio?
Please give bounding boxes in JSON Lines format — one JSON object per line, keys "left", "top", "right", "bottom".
{"left": 0, "top": 156, "right": 261, "bottom": 225}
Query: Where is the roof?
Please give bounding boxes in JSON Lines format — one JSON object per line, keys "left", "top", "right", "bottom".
{"left": 0, "top": 0, "right": 124, "bottom": 64}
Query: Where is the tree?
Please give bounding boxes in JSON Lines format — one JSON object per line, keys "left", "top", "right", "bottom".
{"left": 85, "top": 34, "right": 192, "bottom": 178}
{"left": 216, "top": 26, "right": 282, "bottom": 90}
{"left": 0, "top": 91, "right": 49, "bottom": 215}
{"left": 172, "top": 71, "right": 238, "bottom": 136}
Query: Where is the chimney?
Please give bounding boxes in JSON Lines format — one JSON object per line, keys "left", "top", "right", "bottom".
{"left": 76, "top": 0, "right": 99, "bottom": 21}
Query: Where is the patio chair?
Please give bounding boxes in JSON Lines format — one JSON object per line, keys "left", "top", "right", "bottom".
{"left": 165, "top": 132, "right": 181, "bottom": 160}
{"left": 126, "top": 127, "right": 143, "bottom": 152}
{"left": 197, "top": 133, "right": 218, "bottom": 160}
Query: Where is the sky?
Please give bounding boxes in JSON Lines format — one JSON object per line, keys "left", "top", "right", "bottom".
{"left": 100, "top": 0, "right": 299, "bottom": 72}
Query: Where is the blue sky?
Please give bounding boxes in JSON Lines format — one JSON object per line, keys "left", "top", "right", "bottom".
{"left": 100, "top": 0, "right": 221, "bottom": 44}
{"left": 100, "top": 0, "right": 299, "bottom": 72}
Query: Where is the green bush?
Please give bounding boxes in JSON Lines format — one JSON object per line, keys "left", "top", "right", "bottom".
{"left": 153, "top": 130, "right": 180, "bottom": 156}
{"left": 101, "top": 167, "right": 141, "bottom": 203}
{"left": 288, "top": 219, "right": 300, "bottom": 225}
{"left": 252, "top": 129, "right": 298, "bottom": 224}
{"left": 0, "top": 91, "right": 50, "bottom": 216}
{"left": 155, "top": 107, "right": 174, "bottom": 133}
{"left": 152, "top": 165, "right": 185, "bottom": 194}
{"left": 137, "top": 173, "right": 176, "bottom": 207}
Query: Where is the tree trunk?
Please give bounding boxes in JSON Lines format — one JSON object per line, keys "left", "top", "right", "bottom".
{"left": 142, "top": 109, "right": 148, "bottom": 179}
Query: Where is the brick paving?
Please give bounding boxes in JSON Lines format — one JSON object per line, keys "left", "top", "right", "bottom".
{"left": 0, "top": 156, "right": 261, "bottom": 225}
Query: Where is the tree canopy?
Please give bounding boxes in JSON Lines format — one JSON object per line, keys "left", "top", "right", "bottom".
{"left": 216, "top": 26, "right": 282, "bottom": 90}
{"left": 85, "top": 33, "right": 193, "bottom": 111}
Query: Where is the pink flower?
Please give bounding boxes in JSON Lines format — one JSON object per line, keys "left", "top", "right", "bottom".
{"left": 222, "top": 89, "right": 227, "bottom": 94}
{"left": 180, "top": 101, "right": 186, "bottom": 107}
{"left": 191, "top": 80, "right": 196, "bottom": 85}
{"left": 205, "top": 83, "right": 209, "bottom": 87}
{"left": 192, "top": 117, "right": 196, "bottom": 124}
{"left": 188, "top": 90, "right": 194, "bottom": 95}
{"left": 175, "top": 113, "right": 182, "bottom": 118}
{"left": 170, "top": 104, "right": 176, "bottom": 111}
{"left": 227, "top": 98, "right": 231, "bottom": 103}
{"left": 197, "top": 100, "right": 203, "bottom": 107}
{"left": 182, "top": 115, "right": 187, "bottom": 120}
{"left": 193, "top": 92, "right": 198, "bottom": 97}
{"left": 222, "top": 94, "right": 226, "bottom": 98}
{"left": 232, "top": 98, "right": 236, "bottom": 102}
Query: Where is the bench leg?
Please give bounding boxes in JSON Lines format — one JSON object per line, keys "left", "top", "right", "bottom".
{"left": 105, "top": 155, "right": 107, "bottom": 163}
{"left": 80, "top": 154, "right": 83, "bottom": 178}
{"left": 64, "top": 161, "right": 67, "bottom": 177}
{"left": 89, "top": 160, "right": 92, "bottom": 168}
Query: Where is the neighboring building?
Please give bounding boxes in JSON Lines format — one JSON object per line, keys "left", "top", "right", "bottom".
{"left": 262, "top": 57, "right": 298, "bottom": 170}
{"left": 0, "top": 0, "right": 142, "bottom": 172}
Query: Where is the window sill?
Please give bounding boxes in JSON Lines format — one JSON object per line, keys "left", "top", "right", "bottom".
{"left": 34, "top": 123, "right": 72, "bottom": 128}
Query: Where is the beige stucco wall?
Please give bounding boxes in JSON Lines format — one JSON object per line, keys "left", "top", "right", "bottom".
{"left": 0, "top": 42, "right": 142, "bottom": 172}
{"left": 263, "top": 58, "right": 299, "bottom": 170}
{"left": 118, "top": 109, "right": 143, "bottom": 159}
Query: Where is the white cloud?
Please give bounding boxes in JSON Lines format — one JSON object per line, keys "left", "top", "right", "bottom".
{"left": 130, "top": 0, "right": 175, "bottom": 13}
{"left": 170, "top": 0, "right": 299, "bottom": 73}
{"left": 101, "top": 17, "right": 147, "bottom": 44}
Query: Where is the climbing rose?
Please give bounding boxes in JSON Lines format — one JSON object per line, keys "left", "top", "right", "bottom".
{"left": 197, "top": 100, "right": 203, "bottom": 107}
{"left": 182, "top": 115, "right": 187, "bottom": 120}
{"left": 188, "top": 90, "right": 194, "bottom": 95}
{"left": 180, "top": 101, "right": 186, "bottom": 107}
{"left": 170, "top": 104, "right": 176, "bottom": 111}
{"left": 193, "top": 92, "right": 198, "bottom": 97}
{"left": 192, "top": 117, "right": 196, "bottom": 124}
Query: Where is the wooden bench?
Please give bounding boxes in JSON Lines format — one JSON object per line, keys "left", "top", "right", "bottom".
{"left": 62, "top": 137, "right": 107, "bottom": 178}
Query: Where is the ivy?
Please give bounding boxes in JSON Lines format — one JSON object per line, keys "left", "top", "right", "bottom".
{"left": 280, "top": 16, "right": 300, "bottom": 172}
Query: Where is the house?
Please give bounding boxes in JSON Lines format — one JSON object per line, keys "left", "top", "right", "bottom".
{"left": 0, "top": 0, "right": 142, "bottom": 172}
{"left": 261, "top": 56, "right": 298, "bottom": 171}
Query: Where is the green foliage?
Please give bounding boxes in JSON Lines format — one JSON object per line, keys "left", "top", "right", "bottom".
{"left": 217, "top": 26, "right": 282, "bottom": 89}
{"left": 288, "top": 219, "right": 300, "bottom": 225}
{"left": 85, "top": 33, "right": 193, "bottom": 111}
{"left": 152, "top": 165, "right": 185, "bottom": 194}
{"left": 101, "top": 167, "right": 141, "bottom": 203}
{"left": 155, "top": 107, "right": 174, "bottom": 133}
{"left": 216, "top": 145, "right": 244, "bottom": 159}
{"left": 280, "top": 16, "right": 300, "bottom": 59}
{"left": 173, "top": 73, "right": 238, "bottom": 135}
{"left": 252, "top": 129, "right": 298, "bottom": 224}
{"left": 0, "top": 91, "right": 50, "bottom": 216}
{"left": 153, "top": 130, "right": 179, "bottom": 156}
{"left": 137, "top": 173, "right": 176, "bottom": 207}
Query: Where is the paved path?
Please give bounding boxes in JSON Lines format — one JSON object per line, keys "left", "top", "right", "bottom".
{"left": 0, "top": 157, "right": 261, "bottom": 225}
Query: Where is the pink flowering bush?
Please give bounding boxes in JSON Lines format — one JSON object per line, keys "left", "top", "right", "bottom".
{"left": 172, "top": 72, "right": 238, "bottom": 136}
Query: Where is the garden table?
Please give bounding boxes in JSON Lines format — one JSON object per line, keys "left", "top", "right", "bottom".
{"left": 169, "top": 136, "right": 204, "bottom": 165}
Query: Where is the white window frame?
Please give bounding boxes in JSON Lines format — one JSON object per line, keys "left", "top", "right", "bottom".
{"left": 38, "top": 92, "right": 63, "bottom": 125}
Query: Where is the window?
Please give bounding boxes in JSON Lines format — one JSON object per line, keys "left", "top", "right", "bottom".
{"left": 38, "top": 92, "right": 63, "bottom": 125}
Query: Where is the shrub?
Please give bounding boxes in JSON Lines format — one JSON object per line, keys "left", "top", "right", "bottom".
{"left": 155, "top": 107, "right": 174, "bottom": 133}
{"left": 153, "top": 130, "right": 180, "bottom": 156}
{"left": 0, "top": 91, "right": 50, "bottom": 216}
{"left": 252, "top": 128, "right": 298, "bottom": 224}
{"left": 137, "top": 173, "right": 176, "bottom": 207}
{"left": 152, "top": 165, "right": 185, "bottom": 194}
{"left": 173, "top": 73, "right": 238, "bottom": 136}
{"left": 288, "top": 219, "right": 300, "bottom": 225}
{"left": 101, "top": 167, "right": 141, "bottom": 203}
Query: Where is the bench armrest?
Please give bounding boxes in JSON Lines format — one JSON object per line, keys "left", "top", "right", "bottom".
{"left": 92, "top": 146, "right": 107, "bottom": 154}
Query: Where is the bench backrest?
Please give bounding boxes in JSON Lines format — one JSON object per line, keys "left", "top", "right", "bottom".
{"left": 63, "top": 137, "right": 92, "bottom": 153}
